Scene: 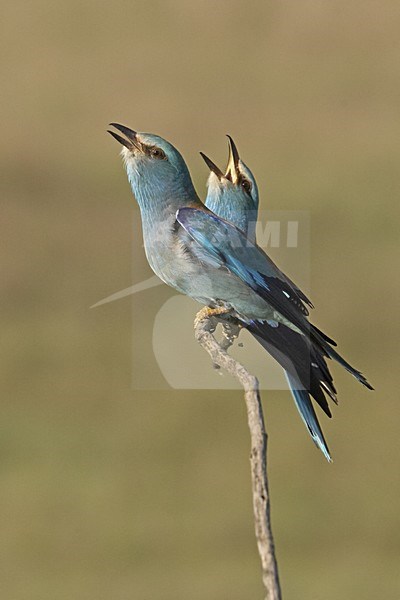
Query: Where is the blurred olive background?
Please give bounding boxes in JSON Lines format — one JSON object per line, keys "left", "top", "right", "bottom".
{"left": 2, "top": 1, "right": 399, "bottom": 599}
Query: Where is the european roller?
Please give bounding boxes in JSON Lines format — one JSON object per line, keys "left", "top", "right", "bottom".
{"left": 109, "top": 124, "right": 372, "bottom": 461}
{"left": 201, "top": 137, "right": 259, "bottom": 243}
{"left": 202, "top": 137, "right": 342, "bottom": 460}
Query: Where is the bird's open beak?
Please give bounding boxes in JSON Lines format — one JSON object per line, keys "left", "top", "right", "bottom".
{"left": 200, "top": 152, "right": 224, "bottom": 180}
{"left": 225, "top": 135, "right": 240, "bottom": 183}
{"left": 107, "top": 123, "right": 140, "bottom": 151}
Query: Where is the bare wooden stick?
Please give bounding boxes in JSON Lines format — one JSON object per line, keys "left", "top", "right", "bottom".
{"left": 194, "top": 309, "right": 282, "bottom": 600}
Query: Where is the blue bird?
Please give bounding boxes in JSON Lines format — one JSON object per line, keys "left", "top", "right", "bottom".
{"left": 201, "top": 137, "right": 259, "bottom": 243}
{"left": 202, "top": 137, "right": 336, "bottom": 459}
{"left": 108, "top": 124, "right": 372, "bottom": 461}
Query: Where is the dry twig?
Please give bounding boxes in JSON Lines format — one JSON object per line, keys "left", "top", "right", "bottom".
{"left": 194, "top": 309, "right": 282, "bottom": 600}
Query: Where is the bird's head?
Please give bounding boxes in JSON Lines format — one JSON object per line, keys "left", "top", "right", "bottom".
{"left": 201, "top": 136, "right": 259, "bottom": 211}
{"left": 108, "top": 123, "right": 196, "bottom": 209}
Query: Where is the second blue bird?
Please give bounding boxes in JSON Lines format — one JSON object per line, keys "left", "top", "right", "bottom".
{"left": 202, "top": 136, "right": 337, "bottom": 460}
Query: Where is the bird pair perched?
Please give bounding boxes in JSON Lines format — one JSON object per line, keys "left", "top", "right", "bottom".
{"left": 108, "top": 123, "right": 372, "bottom": 462}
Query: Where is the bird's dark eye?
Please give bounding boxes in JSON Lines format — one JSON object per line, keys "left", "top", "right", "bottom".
{"left": 241, "top": 178, "right": 252, "bottom": 194}
{"left": 149, "top": 147, "right": 166, "bottom": 160}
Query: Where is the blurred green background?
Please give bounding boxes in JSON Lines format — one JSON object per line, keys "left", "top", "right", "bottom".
{"left": 2, "top": 1, "right": 399, "bottom": 598}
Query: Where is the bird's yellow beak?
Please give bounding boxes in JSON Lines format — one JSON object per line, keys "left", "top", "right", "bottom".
{"left": 225, "top": 135, "right": 240, "bottom": 184}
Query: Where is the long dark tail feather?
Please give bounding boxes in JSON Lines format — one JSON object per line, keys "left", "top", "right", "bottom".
{"left": 285, "top": 372, "right": 332, "bottom": 462}
{"left": 247, "top": 320, "right": 336, "bottom": 416}
{"left": 324, "top": 345, "right": 374, "bottom": 390}
{"left": 243, "top": 318, "right": 372, "bottom": 461}
{"left": 310, "top": 323, "right": 337, "bottom": 346}
{"left": 310, "top": 328, "right": 374, "bottom": 390}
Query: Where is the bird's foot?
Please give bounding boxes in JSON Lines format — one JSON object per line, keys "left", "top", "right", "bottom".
{"left": 194, "top": 307, "right": 242, "bottom": 371}
{"left": 194, "top": 305, "right": 231, "bottom": 331}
